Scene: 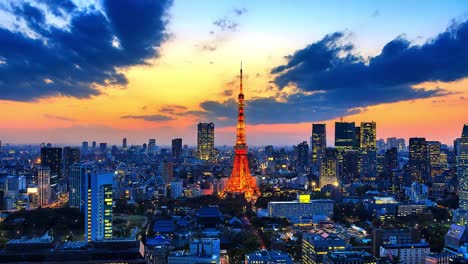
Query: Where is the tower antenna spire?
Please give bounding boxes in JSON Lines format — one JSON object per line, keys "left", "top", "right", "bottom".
{"left": 240, "top": 61, "right": 243, "bottom": 94}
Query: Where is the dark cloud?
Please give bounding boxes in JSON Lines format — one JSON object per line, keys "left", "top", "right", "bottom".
{"left": 233, "top": 8, "right": 247, "bottom": 16}
{"left": 199, "top": 7, "right": 247, "bottom": 52}
{"left": 159, "top": 104, "right": 188, "bottom": 114}
{"left": 0, "top": 0, "right": 172, "bottom": 101}
{"left": 191, "top": 20, "right": 468, "bottom": 126}
{"left": 44, "top": 114, "right": 74, "bottom": 121}
{"left": 213, "top": 18, "right": 238, "bottom": 32}
{"left": 222, "top": 89, "right": 233, "bottom": 96}
{"left": 121, "top": 114, "right": 174, "bottom": 122}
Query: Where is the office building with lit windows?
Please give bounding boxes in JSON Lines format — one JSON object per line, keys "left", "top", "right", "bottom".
{"left": 427, "top": 141, "right": 443, "bottom": 181}
{"left": 302, "top": 231, "right": 348, "bottom": 264}
{"left": 457, "top": 124, "right": 468, "bottom": 225}
{"left": 268, "top": 198, "right": 334, "bottom": 223}
{"left": 69, "top": 162, "right": 94, "bottom": 211}
{"left": 359, "top": 122, "right": 376, "bottom": 150}
{"left": 320, "top": 148, "right": 339, "bottom": 189}
{"left": 323, "top": 251, "right": 377, "bottom": 264}
{"left": 409, "top": 137, "right": 429, "bottom": 183}
{"left": 245, "top": 250, "right": 293, "bottom": 264}
{"left": 37, "top": 166, "right": 51, "bottom": 207}
{"left": 63, "top": 147, "right": 80, "bottom": 183}
{"left": 197, "top": 122, "right": 215, "bottom": 161}
{"left": 85, "top": 173, "right": 113, "bottom": 242}
{"left": 311, "top": 124, "right": 326, "bottom": 166}
{"left": 335, "top": 122, "right": 356, "bottom": 150}
{"left": 172, "top": 138, "right": 183, "bottom": 161}
{"left": 40, "top": 147, "right": 62, "bottom": 186}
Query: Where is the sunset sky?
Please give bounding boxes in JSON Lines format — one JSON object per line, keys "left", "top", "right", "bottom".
{"left": 0, "top": 0, "right": 467, "bottom": 147}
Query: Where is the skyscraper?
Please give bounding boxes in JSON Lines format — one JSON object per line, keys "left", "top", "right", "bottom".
{"left": 85, "top": 173, "right": 113, "bottom": 242}
{"left": 92, "top": 141, "right": 96, "bottom": 149}
{"left": 40, "top": 147, "right": 62, "bottom": 186}
{"left": 63, "top": 147, "right": 80, "bottom": 183}
{"left": 99, "top": 143, "right": 107, "bottom": 152}
{"left": 384, "top": 147, "right": 398, "bottom": 180}
{"left": 69, "top": 162, "right": 94, "bottom": 211}
{"left": 320, "top": 148, "right": 339, "bottom": 189}
{"left": 37, "top": 166, "right": 51, "bottom": 207}
{"left": 457, "top": 124, "right": 468, "bottom": 225}
{"left": 81, "top": 141, "right": 88, "bottom": 152}
{"left": 335, "top": 122, "right": 356, "bottom": 150}
{"left": 360, "top": 121, "right": 377, "bottom": 150}
{"left": 296, "top": 141, "right": 310, "bottom": 172}
{"left": 148, "top": 139, "right": 156, "bottom": 154}
{"left": 122, "top": 138, "right": 127, "bottom": 150}
{"left": 197, "top": 122, "right": 215, "bottom": 161}
{"left": 409, "top": 137, "right": 429, "bottom": 183}
{"left": 355, "top": 126, "right": 361, "bottom": 149}
{"left": 311, "top": 124, "right": 326, "bottom": 166}
{"left": 161, "top": 161, "right": 174, "bottom": 184}
{"left": 427, "top": 141, "right": 442, "bottom": 181}
{"left": 172, "top": 138, "right": 183, "bottom": 161}
{"left": 222, "top": 64, "right": 261, "bottom": 201}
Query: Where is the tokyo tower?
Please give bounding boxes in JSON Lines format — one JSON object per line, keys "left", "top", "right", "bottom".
{"left": 222, "top": 63, "right": 261, "bottom": 201}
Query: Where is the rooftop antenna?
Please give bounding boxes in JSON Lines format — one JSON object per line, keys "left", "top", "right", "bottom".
{"left": 240, "top": 61, "right": 243, "bottom": 94}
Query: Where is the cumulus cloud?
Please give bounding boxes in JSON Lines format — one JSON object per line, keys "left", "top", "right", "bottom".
{"left": 0, "top": 0, "right": 172, "bottom": 101}
{"left": 190, "top": 19, "right": 468, "bottom": 126}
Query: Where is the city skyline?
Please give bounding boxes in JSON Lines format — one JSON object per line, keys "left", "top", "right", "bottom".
{"left": 0, "top": 0, "right": 467, "bottom": 146}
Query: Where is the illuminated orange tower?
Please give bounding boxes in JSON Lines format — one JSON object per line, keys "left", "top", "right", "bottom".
{"left": 222, "top": 63, "right": 261, "bottom": 201}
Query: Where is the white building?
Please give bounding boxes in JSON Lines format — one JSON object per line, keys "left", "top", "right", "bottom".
{"left": 37, "top": 166, "right": 51, "bottom": 207}
{"left": 380, "top": 242, "right": 430, "bottom": 264}
{"left": 85, "top": 173, "right": 113, "bottom": 241}
{"left": 268, "top": 196, "right": 334, "bottom": 223}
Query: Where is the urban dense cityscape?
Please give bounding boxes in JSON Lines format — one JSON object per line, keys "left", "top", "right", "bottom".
{"left": 1, "top": 0, "right": 468, "bottom": 264}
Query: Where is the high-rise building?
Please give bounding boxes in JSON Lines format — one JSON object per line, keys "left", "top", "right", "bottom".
{"left": 360, "top": 121, "right": 377, "bottom": 150}
{"left": 197, "top": 123, "right": 215, "bottom": 161}
{"left": 457, "top": 124, "right": 468, "bottom": 225}
{"left": 69, "top": 162, "right": 94, "bottom": 211}
{"left": 172, "top": 138, "right": 183, "bottom": 161}
{"left": 311, "top": 124, "right": 326, "bottom": 166}
{"left": 354, "top": 126, "right": 361, "bottom": 149}
{"left": 148, "top": 139, "right": 156, "bottom": 154}
{"left": 335, "top": 122, "right": 356, "bottom": 150}
{"left": 40, "top": 147, "right": 62, "bottom": 186}
{"left": 427, "top": 141, "right": 442, "bottom": 181}
{"left": 99, "top": 143, "right": 107, "bottom": 152}
{"left": 296, "top": 141, "right": 309, "bottom": 172}
{"left": 161, "top": 161, "right": 173, "bottom": 184}
{"left": 320, "top": 148, "right": 338, "bottom": 189}
{"left": 113, "top": 162, "right": 127, "bottom": 199}
{"left": 409, "top": 138, "right": 429, "bottom": 183}
{"left": 122, "top": 138, "right": 127, "bottom": 150}
{"left": 384, "top": 147, "right": 398, "bottom": 180}
{"left": 360, "top": 149, "right": 377, "bottom": 178}
{"left": 81, "top": 141, "right": 88, "bottom": 152}
{"left": 85, "top": 173, "right": 113, "bottom": 242}
{"left": 63, "top": 147, "right": 80, "bottom": 183}
{"left": 37, "top": 166, "right": 51, "bottom": 207}
{"left": 222, "top": 64, "right": 261, "bottom": 201}
{"left": 342, "top": 150, "right": 359, "bottom": 183}
{"left": 92, "top": 141, "right": 96, "bottom": 149}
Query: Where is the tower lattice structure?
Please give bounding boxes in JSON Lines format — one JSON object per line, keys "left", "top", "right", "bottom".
{"left": 222, "top": 63, "right": 261, "bottom": 201}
